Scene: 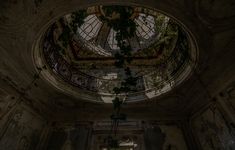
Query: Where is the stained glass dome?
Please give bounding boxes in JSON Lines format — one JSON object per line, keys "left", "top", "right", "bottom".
{"left": 38, "top": 5, "right": 197, "bottom": 103}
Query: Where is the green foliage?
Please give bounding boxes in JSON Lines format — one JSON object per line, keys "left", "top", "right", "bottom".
{"left": 114, "top": 52, "right": 125, "bottom": 68}
{"left": 70, "top": 9, "right": 87, "bottom": 33}
{"left": 112, "top": 97, "right": 122, "bottom": 110}
{"left": 55, "top": 44, "right": 65, "bottom": 55}
{"left": 58, "top": 10, "right": 87, "bottom": 50}
{"left": 101, "top": 7, "right": 138, "bottom": 125}
{"left": 102, "top": 5, "right": 136, "bottom": 41}
{"left": 103, "top": 5, "right": 133, "bottom": 18}
{"left": 113, "top": 87, "right": 121, "bottom": 94}
{"left": 112, "top": 71, "right": 137, "bottom": 94}
{"left": 101, "top": 6, "right": 138, "bottom": 95}
{"left": 102, "top": 6, "right": 137, "bottom": 68}
{"left": 58, "top": 25, "right": 71, "bottom": 48}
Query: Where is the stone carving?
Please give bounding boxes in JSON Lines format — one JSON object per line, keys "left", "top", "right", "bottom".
{"left": 0, "top": 108, "right": 45, "bottom": 150}
{"left": 192, "top": 106, "right": 235, "bottom": 149}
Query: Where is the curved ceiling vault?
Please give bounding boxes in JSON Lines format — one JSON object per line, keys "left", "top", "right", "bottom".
{"left": 0, "top": 0, "right": 235, "bottom": 121}
{"left": 34, "top": 5, "right": 198, "bottom": 103}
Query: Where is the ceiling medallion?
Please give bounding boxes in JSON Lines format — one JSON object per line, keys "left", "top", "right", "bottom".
{"left": 37, "top": 5, "right": 197, "bottom": 103}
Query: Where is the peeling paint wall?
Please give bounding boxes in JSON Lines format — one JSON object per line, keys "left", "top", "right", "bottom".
{"left": 191, "top": 105, "right": 235, "bottom": 149}
{"left": 0, "top": 105, "right": 46, "bottom": 150}
{"left": 190, "top": 80, "right": 235, "bottom": 150}
{"left": 144, "top": 123, "right": 188, "bottom": 150}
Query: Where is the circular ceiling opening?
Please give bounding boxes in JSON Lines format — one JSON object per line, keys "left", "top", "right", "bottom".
{"left": 34, "top": 5, "right": 197, "bottom": 103}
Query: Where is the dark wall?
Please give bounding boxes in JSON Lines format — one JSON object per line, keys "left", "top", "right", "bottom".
{"left": 144, "top": 126, "right": 166, "bottom": 150}
{"left": 144, "top": 124, "right": 188, "bottom": 150}
{"left": 46, "top": 125, "right": 91, "bottom": 150}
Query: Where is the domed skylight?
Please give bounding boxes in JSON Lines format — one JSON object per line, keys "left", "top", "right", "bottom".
{"left": 39, "top": 5, "right": 197, "bottom": 103}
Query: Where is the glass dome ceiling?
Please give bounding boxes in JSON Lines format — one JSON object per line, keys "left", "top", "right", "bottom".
{"left": 40, "top": 5, "right": 197, "bottom": 103}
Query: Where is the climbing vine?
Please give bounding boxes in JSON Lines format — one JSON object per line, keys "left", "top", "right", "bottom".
{"left": 58, "top": 9, "right": 87, "bottom": 49}
{"left": 100, "top": 6, "right": 138, "bottom": 95}
{"left": 100, "top": 5, "right": 139, "bottom": 148}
